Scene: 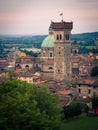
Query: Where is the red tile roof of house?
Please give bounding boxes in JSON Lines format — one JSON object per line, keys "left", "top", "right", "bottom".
{"left": 77, "top": 78, "right": 98, "bottom": 86}
{"left": 15, "top": 69, "right": 22, "bottom": 74}
{"left": 58, "top": 90, "right": 71, "bottom": 95}
{"left": 80, "top": 55, "right": 92, "bottom": 62}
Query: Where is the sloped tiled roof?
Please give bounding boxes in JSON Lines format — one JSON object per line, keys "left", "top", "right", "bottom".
{"left": 77, "top": 78, "right": 98, "bottom": 86}
{"left": 58, "top": 90, "right": 71, "bottom": 95}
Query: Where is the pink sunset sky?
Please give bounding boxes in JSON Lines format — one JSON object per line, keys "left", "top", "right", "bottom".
{"left": 0, "top": 0, "right": 98, "bottom": 35}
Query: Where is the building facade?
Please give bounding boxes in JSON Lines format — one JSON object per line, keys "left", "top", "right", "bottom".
{"left": 41, "top": 20, "right": 73, "bottom": 81}
{"left": 77, "top": 79, "right": 98, "bottom": 98}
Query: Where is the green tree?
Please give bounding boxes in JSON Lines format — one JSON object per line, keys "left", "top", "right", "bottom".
{"left": 83, "top": 104, "right": 89, "bottom": 114}
{"left": 63, "top": 105, "right": 73, "bottom": 119}
{"left": 71, "top": 102, "right": 82, "bottom": 117}
{"left": 92, "top": 94, "right": 98, "bottom": 109}
{"left": 91, "top": 66, "right": 98, "bottom": 77}
{"left": 8, "top": 70, "right": 17, "bottom": 80}
{"left": 0, "top": 44, "right": 3, "bottom": 54}
{"left": 63, "top": 101, "right": 82, "bottom": 120}
{"left": 0, "top": 80, "right": 61, "bottom": 130}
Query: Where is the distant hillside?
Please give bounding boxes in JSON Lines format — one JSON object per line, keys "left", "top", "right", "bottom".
{"left": 72, "top": 32, "right": 98, "bottom": 40}
{"left": 0, "top": 35, "right": 47, "bottom": 48}
{"left": 0, "top": 32, "right": 98, "bottom": 48}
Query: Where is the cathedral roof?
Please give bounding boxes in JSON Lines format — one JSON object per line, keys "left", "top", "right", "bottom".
{"left": 41, "top": 20, "right": 73, "bottom": 48}
{"left": 41, "top": 34, "right": 54, "bottom": 48}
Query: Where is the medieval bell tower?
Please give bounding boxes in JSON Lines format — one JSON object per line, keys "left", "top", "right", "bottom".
{"left": 52, "top": 20, "right": 73, "bottom": 81}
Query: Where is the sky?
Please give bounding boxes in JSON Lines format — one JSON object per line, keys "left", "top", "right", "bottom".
{"left": 0, "top": 0, "right": 98, "bottom": 35}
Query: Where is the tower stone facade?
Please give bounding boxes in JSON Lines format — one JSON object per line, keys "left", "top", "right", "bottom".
{"left": 53, "top": 21, "right": 73, "bottom": 81}
{"left": 41, "top": 20, "right": 73, "bottom": 81}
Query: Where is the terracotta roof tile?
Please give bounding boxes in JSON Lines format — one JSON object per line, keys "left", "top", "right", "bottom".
{"left": 15, "top": 69, "right": 22, "bottom": 74}
{"left": 77, "top": 78, "right": 98, "bottom": 86}
{"left": 80, "top": 55, "right": 92, "bottom": 62}
{"left": 58, "top": 90, "right": 71, "bottom": 95}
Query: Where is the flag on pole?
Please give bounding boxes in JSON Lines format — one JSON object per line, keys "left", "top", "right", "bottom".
{"left": 59, "top": 13, "right": 63, "bottom": 21}
{"left": 60, "top": 13, "right": 63, "bottom": 16}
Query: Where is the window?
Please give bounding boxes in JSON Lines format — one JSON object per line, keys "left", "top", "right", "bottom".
{"left": 25, "top": 65, "right": 29, "bottom": 69}
{"left": 35, "top": 64, "right": 38, "bottom": 68}
{"left": 56, "top": 34, "right": 62, "bottom": 40}
{"left": 79, "top": 84, "right": 80, "bottom": 87}
{"left": 43, "top": 52, "right": 45, "bottom": 57}
{"left": 79, "top": 88, "right": 81, "bottom": 93}
{"left": 57, "top": 35, "right": 59, "bottom": 40}
{"left": 49, "top": 52, "right": 53, "bottom": 57}
{"left": 88, "top": 89, "right": 91, "bottom": 94}
{"left": 74, "top": 50, "right": 77, "bottom": 54}
{"left": 16, "top": 64, "right": 21, "bottom": 68}
{"left": 49, "top": 67, "right": 53, "bottom": 69}
{"left": 60, "top": 34, "right": 62, "bottom": 40}
{"left": 93, "top": 86, "right": 96, "bottom": 89}
{"left": 66, "top": 34, "right": 69, "bottom": 40}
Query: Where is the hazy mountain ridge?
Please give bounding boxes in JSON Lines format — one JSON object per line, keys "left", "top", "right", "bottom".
{"left": 0, "top": 31, "right": 98, "bottom": 40}
{"left": 72, "top": 32, "right": 98, "bottom": 40}
{"left": 0, "top": 32, "right": 98, "bottom": 48}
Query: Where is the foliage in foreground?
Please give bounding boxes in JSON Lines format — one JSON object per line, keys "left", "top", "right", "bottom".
{"left": 0, "top": 80, "right": 61, "bottom": 130}
{"left": 63, "top": 102, "right": 82, "bottom": 120}
{"left": 92, "top": 94, "right": 98, "bottom": 109}
{"left": 91, "top": 66, "right": 98, "bottom": 77}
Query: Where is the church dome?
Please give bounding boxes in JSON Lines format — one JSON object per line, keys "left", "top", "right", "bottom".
{"left": 41, "top": 34, "right": 54, "bottom": 48}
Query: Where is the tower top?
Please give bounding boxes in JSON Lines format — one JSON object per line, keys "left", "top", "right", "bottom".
{"left": 49, "top": 21, "right": 73, "bottom": 31}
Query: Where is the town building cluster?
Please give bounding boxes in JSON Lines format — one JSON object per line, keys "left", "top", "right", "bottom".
{"left": 0, "top": 20, "right": 98, "bottom": 107}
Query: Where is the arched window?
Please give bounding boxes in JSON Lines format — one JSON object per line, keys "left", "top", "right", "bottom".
{"left": 43, "top": 52, "right": 45, "bottom": 57}
{"left": 79, "top": 88, "right": 81, "bottom": 93}
{"left": 88, "top": 89, "right": 91, "bottom": 94}
{"left": 74, "top": 50, "right": 77, "bottom": 54}
{"left": 66, "top": 34, "right": 69, "bottom": 40}
{"left": 49, "top": 52, "right": 53, "bottom": 57}
{"left": 16, "top": 64, "right": 21, "bottom": 68}
{"left": 35, "top": 64, "right": 38, "bottom": 68}
{"left": 60, "top": 34, "right": 62, "bottom": 40}
{"left": 57, "top": 34, "right": 59, "bottom": 40}
{"left": 25, "top": 65, "right": 29, "bottom": 69}
{"left": 49, "top": 67, "right": 53, "bottom": 69}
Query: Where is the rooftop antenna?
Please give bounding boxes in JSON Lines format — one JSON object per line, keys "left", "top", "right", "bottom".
{"left": 59, "top": 13, "right": 63, "bottom": 21}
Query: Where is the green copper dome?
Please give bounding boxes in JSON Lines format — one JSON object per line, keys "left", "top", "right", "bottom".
{"left": 41, "top": 34, "right": 54, "bottom": 48}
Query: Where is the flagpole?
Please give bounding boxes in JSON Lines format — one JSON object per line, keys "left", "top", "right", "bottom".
{"left": 62, "top": 13, "right": 63, "bottom": 21}
{"left": 60, "top": 13, "right": 63, "bottom": 21}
